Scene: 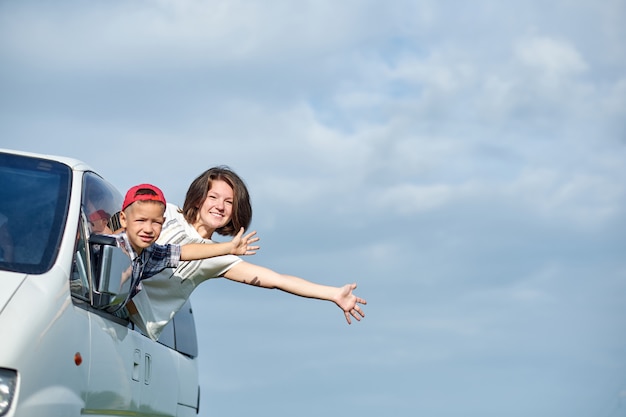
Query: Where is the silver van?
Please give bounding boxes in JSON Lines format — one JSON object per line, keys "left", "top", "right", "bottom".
{"left": 0, "top": 149, "right": 200, "bottom": 416}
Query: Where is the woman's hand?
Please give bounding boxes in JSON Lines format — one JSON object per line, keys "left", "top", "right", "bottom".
{"left": 334, "top": 283, "right": 367, "bottom": 324}
{"left": 230, "top": 227, "right": 260, "bottom": 255}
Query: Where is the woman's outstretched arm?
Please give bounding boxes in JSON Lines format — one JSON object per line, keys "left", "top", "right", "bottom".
{"left": 223, "top": 260, "right": 367, "bottom": 323}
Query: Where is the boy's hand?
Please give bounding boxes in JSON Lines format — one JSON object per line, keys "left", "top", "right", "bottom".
{"left": 334, "top": 283, "right": 367, "bottom": 324}
{"left": 230, "top": 227, "right": 260, "bottom": 255}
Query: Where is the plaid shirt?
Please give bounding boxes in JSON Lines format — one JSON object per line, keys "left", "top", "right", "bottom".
{"left": 114, "top": 232, "right": 181, "bottom": 298}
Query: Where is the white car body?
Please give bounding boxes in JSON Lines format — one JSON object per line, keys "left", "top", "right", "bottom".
{"left": 0, "top": 148, "right": 200, "bottom": 416}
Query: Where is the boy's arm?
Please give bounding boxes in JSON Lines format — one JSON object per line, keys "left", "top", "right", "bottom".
{"left": 179, "top": 228, "right": 259, "bottom": 261}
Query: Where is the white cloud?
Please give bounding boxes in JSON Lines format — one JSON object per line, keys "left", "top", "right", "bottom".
{"left": 374, "top": 182, "right": 461, "bottom": 215}
{"left": 515, "top": 35, "right": 588, "bottom": 76}
{"left": 508, "top": 168, "right": 625, "bottom": 226}
{"left": 389, "top": 51, "right": 476, "bottom": 94}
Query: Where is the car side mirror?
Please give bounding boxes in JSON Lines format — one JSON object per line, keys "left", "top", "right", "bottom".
{"left": 89, "top": 234, "right": 132, "bottom": 312}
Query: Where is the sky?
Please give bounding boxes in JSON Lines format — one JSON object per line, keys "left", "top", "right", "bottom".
{"left": 1, "top": 0, "right": 626, "bottom": 416}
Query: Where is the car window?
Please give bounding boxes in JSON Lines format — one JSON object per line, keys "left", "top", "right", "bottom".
{"left": 70, "top": 217, "right": 91, "bottom": 302}
{"left": 172, "top": 299, "right": 198, "bottom": 357}
{"left": 0, "top": 152, "right": 71, "bottom": 274}
{"left": 71, "top": 172, "right": 124, "bottom": 310}
{"left": 82, "top": 173, "right": 123, "bottom": 236}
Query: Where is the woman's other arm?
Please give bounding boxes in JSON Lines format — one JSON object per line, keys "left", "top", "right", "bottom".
{"left": 223, "top": 261, "right": 366, "bottom": 324}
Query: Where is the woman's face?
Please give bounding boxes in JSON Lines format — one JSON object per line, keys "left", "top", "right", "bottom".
{"left": 195, "top": 179, "right": 234, "bottom": 235}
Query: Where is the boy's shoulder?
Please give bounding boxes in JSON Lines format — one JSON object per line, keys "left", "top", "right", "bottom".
{"left": 144, "top": 241, "right": 180, "bottom": 258}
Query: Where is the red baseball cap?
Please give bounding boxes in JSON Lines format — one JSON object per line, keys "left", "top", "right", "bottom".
{"left": 122, "top": 184, "right": 166, "bottom": 211}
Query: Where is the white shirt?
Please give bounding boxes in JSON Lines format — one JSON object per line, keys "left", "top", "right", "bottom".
{"left": 130, "top": 203, "right": 241, "bottom": 340}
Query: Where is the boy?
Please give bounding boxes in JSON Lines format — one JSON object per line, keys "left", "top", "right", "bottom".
{"left": 114, "top": 183, "right": 259, "bottom": 301}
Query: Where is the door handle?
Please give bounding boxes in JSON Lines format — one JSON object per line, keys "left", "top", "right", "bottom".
{"left": 144, "top": 353, "right": 152, "bottom": 385}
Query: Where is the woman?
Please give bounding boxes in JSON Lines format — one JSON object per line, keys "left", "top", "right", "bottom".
{"left": 130, "top": 166, "right": 366, "bottom": 340}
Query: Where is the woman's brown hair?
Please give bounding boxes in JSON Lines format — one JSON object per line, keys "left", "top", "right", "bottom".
{"left": 181, "top": 166, "right": 252, "bottom": 236}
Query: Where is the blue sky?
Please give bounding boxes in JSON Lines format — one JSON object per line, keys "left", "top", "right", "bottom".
{"left": 1, "top": 1, "right": 626, "bottom": 416}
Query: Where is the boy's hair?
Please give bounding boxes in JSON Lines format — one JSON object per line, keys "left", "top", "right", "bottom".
{"left": 122, "top": 184, "right": 167, "bottom": 211}
{"left": 181, "top": 166, "right": 252, "bottom": 236}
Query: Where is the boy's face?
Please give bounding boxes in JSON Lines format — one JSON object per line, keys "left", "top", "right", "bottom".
{"left": 119, "top": 201, "right": 165, "bottom": 254}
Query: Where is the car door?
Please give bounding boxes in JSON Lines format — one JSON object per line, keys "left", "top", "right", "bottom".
{"left": 145, "top": 300, "right": 200, "bottom": 416}
{"left": 70, "top": 175, "right": 143, "bottom": 414}
{"left": 74, "top": 172, "right": 184, "bottom": 416}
